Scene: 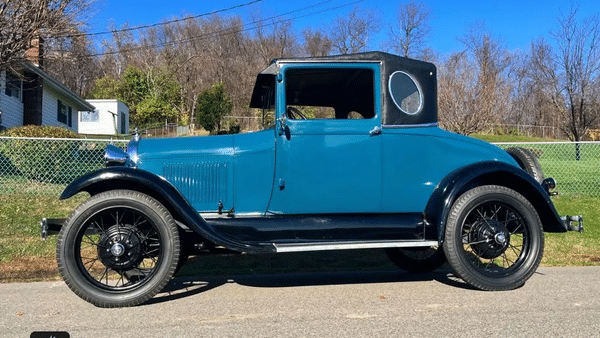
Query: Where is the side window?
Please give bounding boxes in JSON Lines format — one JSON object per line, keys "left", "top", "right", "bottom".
{"left": 389, "top": 71, "right": 422, "bottom": 115}
{"left": 120, "top": 112, "right": 127, "bottom": 133}
{"left": 285, "top": 67, "right": 375, "bottom": 120}
{"left": 81, "top": 110, "right": 99, "bottom": 122}
{"left": 57, "top": 100, "right": 73, "bottom": 127}
{"left": 5, "top": 72, "right": 22, "bottom": 100}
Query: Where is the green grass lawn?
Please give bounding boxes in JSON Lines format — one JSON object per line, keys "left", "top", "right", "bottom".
{"left": 472, "top": 134, "right": 563, "bottom": 143}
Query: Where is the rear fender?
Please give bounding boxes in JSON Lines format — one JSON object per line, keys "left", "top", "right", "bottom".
{"left": 61, "top": 167, "right": 274, "bottom": 253}
{"left": 425, "top": 161, "right": 566, "bottom": 243}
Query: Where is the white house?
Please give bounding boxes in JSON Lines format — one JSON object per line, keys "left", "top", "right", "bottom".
{"left": 0, "top": 63, "right": 95, "bottom": 132}
{"left": 79, "top": 100, "right": 129, "bottom": 135}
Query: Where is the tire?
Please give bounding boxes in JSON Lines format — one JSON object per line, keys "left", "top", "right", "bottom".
{"left": 174, "top": 252, "right": 189, "bottom": 274}
{"left": 506, "top": 147, "right": 544, "bottom": 183}
{"left": 57, "top": 190, "right": 180, "bottom": 307}
{"left": 385, "top": 246, "right": 446, "bottom": 273}
{"left": 443, "top": 185, "right": 544, "bottom": 291}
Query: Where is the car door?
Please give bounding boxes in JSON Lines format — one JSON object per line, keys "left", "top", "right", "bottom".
{"left": 267, "top": 63, "right": 383, "bottom": 214}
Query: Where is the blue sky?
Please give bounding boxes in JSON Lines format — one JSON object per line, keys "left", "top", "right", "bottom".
{"left": 86, "top": 0, "right": 598, "bottom": 56}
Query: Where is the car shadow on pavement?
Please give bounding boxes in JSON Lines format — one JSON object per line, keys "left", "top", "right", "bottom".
{"left": 148, "top": 267, "right": 476, "bottom": 305}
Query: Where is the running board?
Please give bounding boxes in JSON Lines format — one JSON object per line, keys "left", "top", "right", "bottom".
{"left": 273, "top": 240, "right": 439, "bottom": 253}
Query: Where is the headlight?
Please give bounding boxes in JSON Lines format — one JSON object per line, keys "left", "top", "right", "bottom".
{"left": 104, "top": 144, "right": 129, "bottom": 167}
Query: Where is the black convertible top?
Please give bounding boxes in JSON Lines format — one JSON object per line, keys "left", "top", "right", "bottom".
{"left": 250, "top": 51, "right": 437, "bottom": 126}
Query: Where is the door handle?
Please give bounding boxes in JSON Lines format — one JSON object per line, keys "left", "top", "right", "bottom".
{"left": 369, "top": 126, "right": 382, "bottom": 136}
{"left": 277, "top": 116, "right": 287, "bottom": 136}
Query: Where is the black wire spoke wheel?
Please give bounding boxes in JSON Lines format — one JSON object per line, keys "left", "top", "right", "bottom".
{"left": 461, "top": 202, "right": 526, "bottom": 273}
{"left": 77, "top": 207, "right": 161, "bottom": 290}
{"left": 443, "top": 185, "right": 544, "bottom": 291}
{"left": 57, "top": 190, "right": 180, "bottom": 307}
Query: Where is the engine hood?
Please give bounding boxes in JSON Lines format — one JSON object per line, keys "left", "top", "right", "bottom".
{"left": 136, "top": 134, "right": 235, "bottom": 169}
{"left": 129, "top": 130, "right": 276, "bottom": 214}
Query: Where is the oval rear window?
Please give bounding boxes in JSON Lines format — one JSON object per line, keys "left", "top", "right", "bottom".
{"left": 389, "top": 71, "right": 422, "bottom": 115}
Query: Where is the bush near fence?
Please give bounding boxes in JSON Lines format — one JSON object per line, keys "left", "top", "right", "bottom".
{"left": 1, "top": 137, "right": 600, "bottom": 198}
{"left": 0, "top": 137, "right": 128, "bottom": 197}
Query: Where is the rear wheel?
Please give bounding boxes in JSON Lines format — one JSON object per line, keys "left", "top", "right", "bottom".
{"left": 385, "top": 246, "right": 446, "bottom": 273}
{"left": 57, "top": 190, "right": 180, "bottom": 307}
{"left": 443, "top": 185, "right": 544, "bottom": 291}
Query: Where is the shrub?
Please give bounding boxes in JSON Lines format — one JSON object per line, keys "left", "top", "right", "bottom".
{"left": 0, "top": 125, "right": 79, "bottom": 138}
{"left": 195, "top": 83, "right": 233, "bottom": 134}
{"left": 0, "top": 126, "right": 82, "bottom": 184}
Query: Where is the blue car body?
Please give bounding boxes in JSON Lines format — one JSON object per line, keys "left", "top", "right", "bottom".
{"left": 49, "top": 52, "right": 587, "bottom": 307}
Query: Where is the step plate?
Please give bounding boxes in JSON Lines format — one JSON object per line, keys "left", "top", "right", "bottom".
{"left": 273, "top": 240, "right": 439, "bottom": 253}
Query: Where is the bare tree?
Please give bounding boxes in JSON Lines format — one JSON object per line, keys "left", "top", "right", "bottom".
{"left": 508, "top": 42, "right": 562, "bottom": 137}
{"left": 386, "top": 1, "right": 430, "bottom": 58}
{"left": 0, "top": 0, "right": 90, "bottom": 68}
{"left": 438, "top": 52, "right": 483, "bottom": 134}
{"left": 253, "top": 15, "right": 298, "bottom": 63}
{"left": 302, "top": 28, "right": 332, "bottom": 57}
{"left": 45, "top": 32, "right": 99, "bottom": 96}
{"left": 534, "top": 7, "right": 600, "bottom": 141}
{"left": 439, "top": 27, "right": 512, "bottom": 135}
{"left": 330, "top": 8, "right": 379, "bottom": 55}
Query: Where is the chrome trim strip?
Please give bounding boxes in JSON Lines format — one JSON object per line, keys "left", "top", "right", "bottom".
{"left": 274, "top": 240, "right": 439, "bottom": 253}
{"left": 276, "top": 60, "right": 382, "bottom": 65}
{"left": 382, "top": 123, "right": 438, "bottom": 129}
{"left": 200, "top": 212, "right": 264, "bottom": 219}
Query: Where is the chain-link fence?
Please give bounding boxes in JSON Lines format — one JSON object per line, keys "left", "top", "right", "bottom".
{"left": 0, "top": 137, "right": 128, "bottom": 197}
{"left": 1, "top": 137, "right": 600, "bottom": 198}
{"left": 495, "top": 142, "right": 600, "bottom": 197}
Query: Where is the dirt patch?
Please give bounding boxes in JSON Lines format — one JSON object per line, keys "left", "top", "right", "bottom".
{"left": 0, "top": 256, "right": 61, "bottom": 283}
{"left": 582, "top": 255, "right": 600, "bottom": 263}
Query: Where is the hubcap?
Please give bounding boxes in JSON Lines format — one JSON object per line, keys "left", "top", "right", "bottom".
{"left": 469, "top": 219, "right": 510, "bottom": 259}
{"left": 97, "top": 224, "right": 144, "bottom": 271}
{"left": 110, "top": 243, "right": 125, "bottom": 257}
{"left": 494, "top": 232, "right": 507, "bottom": 245}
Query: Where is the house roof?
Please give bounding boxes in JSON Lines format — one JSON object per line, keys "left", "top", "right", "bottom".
{"left": 22, "top": 63, "right": 95, "bottom": 111}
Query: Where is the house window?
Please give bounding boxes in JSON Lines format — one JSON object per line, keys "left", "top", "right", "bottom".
{"left": 81, "top": 110, "right": 99, "bottom": 122}
{"left": 5, "top": 72, "right": 22, "bottom": 100}
{"left": 120, "top": 112, "right": 127, "bottom": 134}
{"left": 57, "top": 100, "right": 72, "bottom": 127}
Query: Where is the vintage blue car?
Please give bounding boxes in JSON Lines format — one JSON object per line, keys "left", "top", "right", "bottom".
{"left": 43, "top": 52, "right": 582, "bottom": 307}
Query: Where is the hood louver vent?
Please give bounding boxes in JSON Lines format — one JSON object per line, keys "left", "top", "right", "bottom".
{"left": 164, "top": 162, "right": 229, "bottom": 206}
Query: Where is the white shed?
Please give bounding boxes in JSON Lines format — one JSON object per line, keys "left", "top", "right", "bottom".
{"left": 79, "top": 100, "right": 129, "bottom": 135}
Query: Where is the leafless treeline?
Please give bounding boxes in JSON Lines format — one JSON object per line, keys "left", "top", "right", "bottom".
{"left": 12, "top": 1, "right": 600, "bottom": 139}
{"left": 0, "top": 0, "right": 90, "bottom": 69}
{"left": 439, "top": 7, "right": 600, "bottom": 141}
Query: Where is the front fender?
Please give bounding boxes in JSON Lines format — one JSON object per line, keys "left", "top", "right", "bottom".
{"left": 425, "top": 161, "right": 566, "bottom": 242}
{"left": 61, "top": 167, "right": 274, "bottom": 253}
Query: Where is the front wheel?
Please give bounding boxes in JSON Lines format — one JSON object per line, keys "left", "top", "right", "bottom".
{"left": 57, "top": 190, "right": 180, "bottom": 307}
{"left": 443, "top": 185, "right": 544, "bottom": 291}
